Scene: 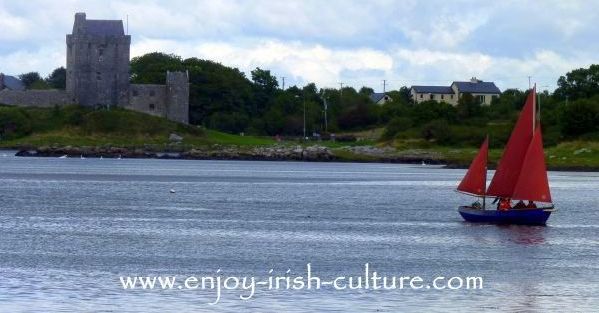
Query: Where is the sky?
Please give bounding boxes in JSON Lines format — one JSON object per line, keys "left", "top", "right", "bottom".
{"left": 1, "top": 0, "right": 598, "bottom": 91}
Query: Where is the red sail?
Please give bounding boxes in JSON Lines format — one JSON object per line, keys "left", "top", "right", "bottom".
{"left": 512, "top": 127, "right": 552, "bottom": 202}
{"left": 486, "top": 88, "right": 536, "bottom": 197}
{"left": 457, "top": 137, "right": 488, "bottom": 196}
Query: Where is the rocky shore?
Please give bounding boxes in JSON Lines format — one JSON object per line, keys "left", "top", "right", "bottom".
{"left": 14, "top": 144, "right": 446, "bottom": 164}
{"left": 15, "top": 145, "right": 337, "bottom": 161}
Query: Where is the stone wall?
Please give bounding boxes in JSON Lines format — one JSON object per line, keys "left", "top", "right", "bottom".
{"left": 165, "top": 71, "right": 189, "bottom": 124}
{"left": 0, "top": 90, "right": 72, "bottom": 107}
{"left": 125, "top": 84, "right": 167, "bottom": 118}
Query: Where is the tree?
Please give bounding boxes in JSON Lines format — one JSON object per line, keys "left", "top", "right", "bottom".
{"left": 456, "top": 92, "right": 483, "bottom": 120}
{"left": 251, "top": 67, "right": 279, "bottom": 116}
{"left": 251, "top": 68, "right": 278, "bottom": 93}
{"left": 560, "top": 97, "right": 599, "bottom": 136}
{"left": 183, "top": 58, "right": 254, "bottom": 126}
{"left": 421, "top": 119, "right": 452, "bottom": 144}
{"left": 46, "top": 67, "right": 66, "bottom": 89}
{"left": 412, "top": 100, "right": 457, "bottom": 124}
{"left": 359, "top": 86, "right": 374, "bottom": 96}
{"left": 554, "top": 64, "right": 599, "bottom": 101}
{"left": 18, "top": 72, "right": 43, "bottom": 89}
{"left": 130, "top": 52, "right": 184, "bottom": 84}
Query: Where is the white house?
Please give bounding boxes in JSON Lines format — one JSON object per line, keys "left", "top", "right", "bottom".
{"left": 410, "top": 78, "right": 500, "bottom": 106}
{"left": 369, "top": 92, "right": 393, "bottom": 105}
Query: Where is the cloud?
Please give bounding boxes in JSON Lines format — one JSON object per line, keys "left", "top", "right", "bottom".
{"left": 1, "top": 0, "right": 598, "bottom": 91}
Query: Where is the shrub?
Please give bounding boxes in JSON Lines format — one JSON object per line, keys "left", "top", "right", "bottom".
{"left": 421, "top": 119, "right": 452, "bottom": 144}
{"left": 0, "top": 107, "right": 32, "bottom": 140}
{"left": 381, "top": 117, "right": 413, "bottom": 140}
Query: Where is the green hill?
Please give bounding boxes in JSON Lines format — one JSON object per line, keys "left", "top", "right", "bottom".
{"left": 0, "top": 105, "right": 273, "bottom": 148}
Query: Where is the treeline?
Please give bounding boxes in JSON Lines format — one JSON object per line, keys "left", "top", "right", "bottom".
{"left": 129, "top": 52, "right": 400, "bottom": 136}
{"left": 129, "top": 53, "right": 599, "bottom": 145}
{"left": 16, "top": 68, "right": 66, "bottom": 90}
{"left": 11, "top": 53, "right": 599, "bottom": 146}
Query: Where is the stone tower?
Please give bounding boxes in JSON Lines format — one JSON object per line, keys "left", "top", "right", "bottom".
{"left": 66, "top": 12, "right": 131, "bottom": 107}
{"left": 165, "top": 71, "right": 190, "bottom": 124}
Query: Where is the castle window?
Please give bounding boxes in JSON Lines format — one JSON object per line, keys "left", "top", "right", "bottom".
{"left": 149, "top": 90, "right": 155, "bottom": 97}
{"left": 98, "top": 49, "right": 104, "bottom": 56}
{"left": 149, "top": 103, "right": 156, "bottom": 111}
{"left": 132, "top": 90, "right": 138, "bottom": 96}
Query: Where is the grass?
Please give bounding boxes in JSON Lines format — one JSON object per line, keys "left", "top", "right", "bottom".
{"left": 0, "top": 105, "right": 274, "bottom": 149}
{"left": 386, "top": 138, "right": 599, "bottom": 169}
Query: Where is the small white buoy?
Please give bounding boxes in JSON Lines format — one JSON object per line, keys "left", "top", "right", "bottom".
{"left": 59, "top": 155, "right": 67, "bottom": 159}
{"left": 117, "top": 154, "right": 122, "bottom": 160}
{"left": 421, "top": 160, "right": 426, "bottom": 166}
{"left": 170, "top": 189, "right": 176, "bottom": 194}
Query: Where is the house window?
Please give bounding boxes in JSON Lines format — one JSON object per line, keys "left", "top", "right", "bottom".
{"left": 479, "top": 95, "right": 485, "bottom": 103}
{"left": 441, "top": 94, "right": 444, "bottom": 100}
{"left": 149, "top": 103, "right": 155, "bottom": 110}
{"left": 450, "top": 94, "right": 454, "bottom": 99}
{"left": 430, "top": 94, "right": 434, "bottom": 100}
{"left": 419, "top": 94, "right": 423, "bottom": 99}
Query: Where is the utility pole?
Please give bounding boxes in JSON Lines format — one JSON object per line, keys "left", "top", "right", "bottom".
{"left": 281, "top": 77, "right": 285, "bottom": 90}
{"left": 321, "top": 91, "right": 328, "bottom": 133}
{"left": 303, "top": 92, "right": 306, "bottom": 139}
{"left": 382, "top": 79, "right": 386, "bottom": 94}
{"left": 338, "top": 82, "right": 344, "bottom": 108}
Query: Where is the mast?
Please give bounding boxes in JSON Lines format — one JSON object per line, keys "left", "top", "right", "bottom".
{"left": 486, "top": 91, "right": 535, "bottom": 198}
{"left": 530, "top": 83, "right": 537, "bottom": 136}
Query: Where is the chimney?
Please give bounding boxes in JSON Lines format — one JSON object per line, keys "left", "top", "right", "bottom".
{"left": 470, "top": 77, "right": 481, "bottom": 83}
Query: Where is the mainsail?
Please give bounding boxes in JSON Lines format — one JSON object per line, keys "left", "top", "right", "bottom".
{"left": 486, "top": 87, "right": 536, "bottom": 197}
{"left": 512, "top": 127, "right": 552, "bottom": 202}
{"left": 457, "top": 137, "right": 488, "bottom": 196}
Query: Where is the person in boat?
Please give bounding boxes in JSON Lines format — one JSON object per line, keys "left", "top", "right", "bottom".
{"left": 471, "top": 200, "right": 482, "bottom": 209}
{"left": 498, "top": 198, "right": 512, "bottom": 211}
{"left": 526, "top": 200, "right": 537, "bottom": 208}
{"left": 514, "top": 200, "right": 526, "bottom": 209}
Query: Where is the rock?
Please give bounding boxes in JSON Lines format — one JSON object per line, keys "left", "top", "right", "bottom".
{"left": 573, "top": 148, "right": 592, "bottom": 155}
{"left": 169, "top": 133, "right": 183, "bottom": 142}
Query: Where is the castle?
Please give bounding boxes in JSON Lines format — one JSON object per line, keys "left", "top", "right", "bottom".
{"left": 0, "top": 12, "right": 189, "bottom": 124}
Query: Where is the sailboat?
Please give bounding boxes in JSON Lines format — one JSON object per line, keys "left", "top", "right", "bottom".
{"left": 457, "top": 86, "right": 554, "bottom": 226}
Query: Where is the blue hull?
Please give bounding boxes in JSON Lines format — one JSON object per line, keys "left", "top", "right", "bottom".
{"left": 458, "top": 206, "right": 552, "bottom": 226}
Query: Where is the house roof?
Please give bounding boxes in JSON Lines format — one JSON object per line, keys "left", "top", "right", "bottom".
{"left": 1, "top": 74, "right": 25, "bottom": 91}
{"left": 85, "top": 19, "right": 124, "bottom": 36}
{"left": 370, "top": 92, "right": 390, "bottom": 103}
{"left": 410, "top": 85, "right": 454, "bottom": 94}
{"left": 452, "top": 81, "right": 500, "bottom": 94}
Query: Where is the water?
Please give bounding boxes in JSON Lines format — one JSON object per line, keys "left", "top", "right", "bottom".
{"left": 1, "top": 153, "right": 598, "bottom": 312}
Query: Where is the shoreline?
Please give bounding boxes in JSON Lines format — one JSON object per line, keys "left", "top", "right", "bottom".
{"left": 7, "top": 147, "right": 599, "bottom": 172}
